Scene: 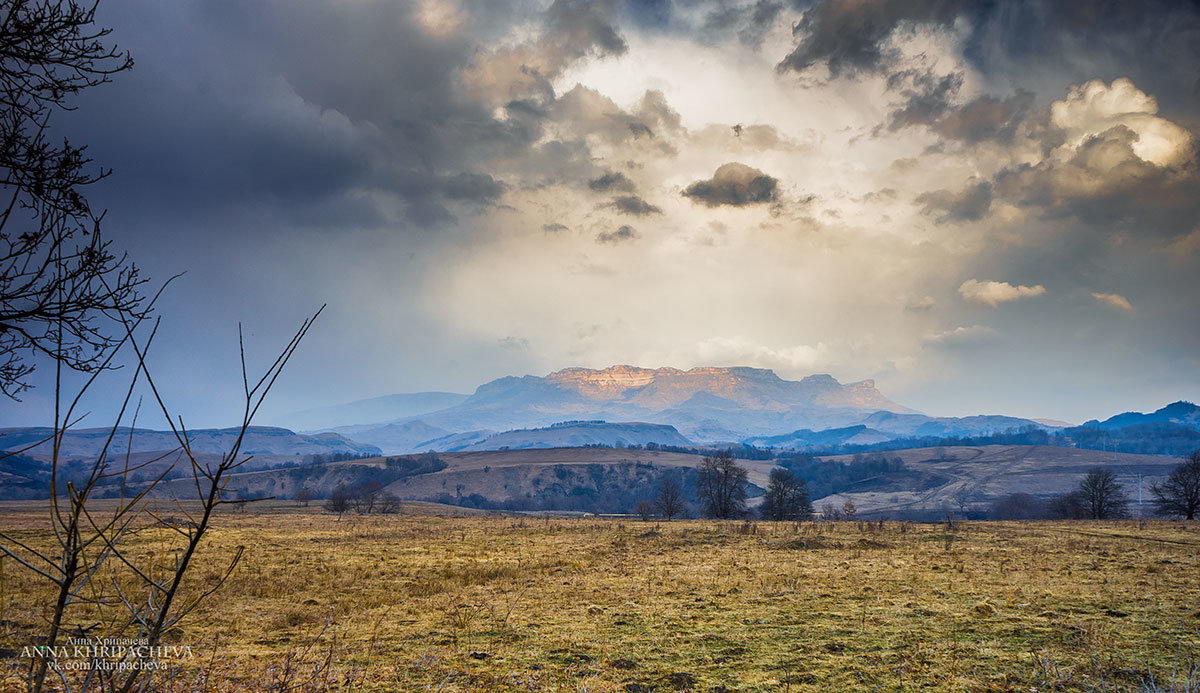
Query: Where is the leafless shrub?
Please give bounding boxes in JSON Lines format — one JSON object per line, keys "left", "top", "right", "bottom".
{"left": 0, "top": 302, "right": 322, "bottom": 692}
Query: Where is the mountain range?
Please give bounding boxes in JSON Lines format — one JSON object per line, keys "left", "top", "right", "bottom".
{"left": 12, "top": 367, "right": 1187, "bottom": 460}
{"left": 281, "top": 365, "right": 1071, "bottom": 454}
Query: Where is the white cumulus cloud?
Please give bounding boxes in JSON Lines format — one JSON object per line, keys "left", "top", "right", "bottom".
{"left": 1091, "top": 292, "right": 1133, "bottom": 312}
{"left": 1050, "top": 78, "right": 1194, "bottom": 168}
{"left": 958, "top": 279, "right": 1046, "bottom": 307}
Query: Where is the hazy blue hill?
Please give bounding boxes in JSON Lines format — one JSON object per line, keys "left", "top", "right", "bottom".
{"left": 460, "top": 421, "right": 693, "bottom": 452}
{"left": 0, "top": 426, "right": 380, "bottom": 458}
{"left": 744, "top": 425, "right": 892, "bottom": 448}
{"left": 1083, "top": 401, "right": 1200, "bottom": 430}
{"left": 910, "top": 415, "right": 1050, "bottom": 437}
{"left": 327, "top": 420, "right": 452, "bottom": 454}
{"left": 414, "top": 429, "right": 496, "bottom": 452}
{"left": 857, "top": 411, "right": 1048, "bottom": 438}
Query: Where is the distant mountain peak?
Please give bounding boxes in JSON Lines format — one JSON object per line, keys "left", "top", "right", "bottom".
{"left": 1086, "top": 400, "right": 1199, "bottom": 430}
{"left": 493, "top": 364, "right": 914, "bottom": 417}
{"left": 799, "top": 373, "right": 840, "bottom": 385}
{"left": 1157, "top": 400, "right": 1197, "bottom": 416}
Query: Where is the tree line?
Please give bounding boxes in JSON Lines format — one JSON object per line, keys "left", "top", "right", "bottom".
{"left": 628, "top": 450, "right": 1200, "bottom": 522}
{"left": 989, "top": 452, "right": 1200, "bottom": 521}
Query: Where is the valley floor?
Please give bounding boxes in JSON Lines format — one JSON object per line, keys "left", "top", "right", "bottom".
{"left": 1, "top": 507, "right": 1199, "bottom": 691}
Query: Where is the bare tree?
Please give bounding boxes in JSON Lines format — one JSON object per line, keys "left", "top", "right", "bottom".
{"left": 951, "top": 486, "right": 979, "bottom": 519}
{"left": 696, "top": 449, "right": 748, "bottom": 519}
{"left": 0, "top": 315, "right": 167, "bottom": 692}
{"left": 0, "top": 0, "right": 150, "bottom": 399}
{"left": 1048, "top": 489, "right": 1089, "bottom": 519}
{"left": 294, "top": 486, "right": 316, "bottom": 507}
{"left": 759, "top": 468, "right": 812, "bottom": 521}
{"left": 105, "top": 308, "right": 323, "bottom": 692}
{"left": 0, "top": 303, "right": 322, "bottom": 692}
{"left": 1151, "top": 451, "right": 1200, "bottom": 520}
{"left": 376, "top": 490, "right": 401, "bottom": 514}
{"left": 653, "top": 477, "right": 686, "bottom": 520}
{"left": 324, "top": 483, "right": 351, "bottom": 516}
{"left": 988, "top": 492, "right": 1048, "bottom": 520}
{"left": 355, "top": 480, "right": 383, "bottom": 514}
{"left": 634, "top": 499, "right": 654, "bottom": 521}
{"left": 1077, "top": 467, "right": 1130, "bottom": 519}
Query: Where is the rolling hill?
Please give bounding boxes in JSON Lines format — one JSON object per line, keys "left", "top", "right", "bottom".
{"left": 0, "top": 426, "right": 380, "bottom": 459}
{"left": 809, "top": 445, "right": 1181, "bottom": 519}
{"left": 1081, "top": 400, "right": 1200, "bottom": 430}
{"left": 141, "top": 443, "right": 1181, "bottom": 518}
{"left": 456, "top": 421, "right": 692, "bottom": 451}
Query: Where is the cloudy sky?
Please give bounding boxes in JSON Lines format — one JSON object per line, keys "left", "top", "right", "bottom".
{"left": 4, "top": 0, "right": 1200, "bottom": 428}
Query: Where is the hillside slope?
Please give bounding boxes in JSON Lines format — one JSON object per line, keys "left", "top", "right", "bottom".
{"left": 144, "top": 443, "right": 1180, "bottom": 518}
{"left": 0, "top": 426, "right": 380, "bottom": 458}
{"left": 811, "top": 445, "right": 1178, "bottom": 518}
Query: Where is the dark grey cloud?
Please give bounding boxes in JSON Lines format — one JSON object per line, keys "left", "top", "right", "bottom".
{"left": 703, "top": 0, "right": 784, "bottom": 47}
{"left": 596, "top": 225, "right": 641, "bottom": 244}
{"left": 881, "top": 67, "right": 1037, "bottom": 146}
{"left": 61, "top": 0, "right": 652, "bottom": 237}
{"left": 59, "top": 1, "right": 542, "bottom": 233}
{"left": 885, "top": 69, "right": 964, "bottom": 132}
{"left": 782, "top": 0, "right": 1200, "bottom": 123}
{"left": 546, "top": 0, "right": 628, "bottom": 61}
{"left": 542, "top": 222, "right": 569, "bottom": 232}
{"left": 916, "top": 181, "right": 994, "bottom": 222}
{"left": 610, "top": 194, "right": 662, "bottom": 216}
{"left": 778, "top": 0, "right": 964, "bottom": 75}
{"left": 628, "top": 121, "right": 654, "bottom": 138}
{"left": 440, "top": 172, "right": 505, "bottom": 204}
{"left": 588, "top": 171, "right": 636, "bottom": 192}
{"left": 964, "top": 1, "right": 1200, "bottom": 116}
{"left": 682, "top": 162, "right": 779, "bottom": 207}
{"left": 623, "top": 0, "right": 673, "bottom": 29}
{"left": 934, "top": 90, "right": 1036, "bottom": 143}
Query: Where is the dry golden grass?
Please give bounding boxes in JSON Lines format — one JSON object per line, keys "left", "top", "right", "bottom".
{"left": 1, "top": 506, "right": 1198, "bottom": 691}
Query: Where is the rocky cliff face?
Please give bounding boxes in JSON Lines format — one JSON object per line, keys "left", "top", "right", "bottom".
{"left": 538, "top": 365, "right": 914, "bottom": 414}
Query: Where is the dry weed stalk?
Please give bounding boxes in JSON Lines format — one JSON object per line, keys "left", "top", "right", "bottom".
{"left": 0, "top": 303, "right": 323, "bottom": 692}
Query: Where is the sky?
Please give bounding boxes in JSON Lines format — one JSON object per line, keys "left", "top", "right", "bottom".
{"left": 2, "top": 0, "right": 1200, "bottom": 429}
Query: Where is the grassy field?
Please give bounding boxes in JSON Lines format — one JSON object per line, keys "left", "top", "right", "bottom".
{"left": 1, "top": 505, "right": 1198, "bottom": 691}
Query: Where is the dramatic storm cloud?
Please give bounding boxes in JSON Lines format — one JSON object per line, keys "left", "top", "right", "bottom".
{"left": 2, "top": 0, "right": 1198, "bottom": 428}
